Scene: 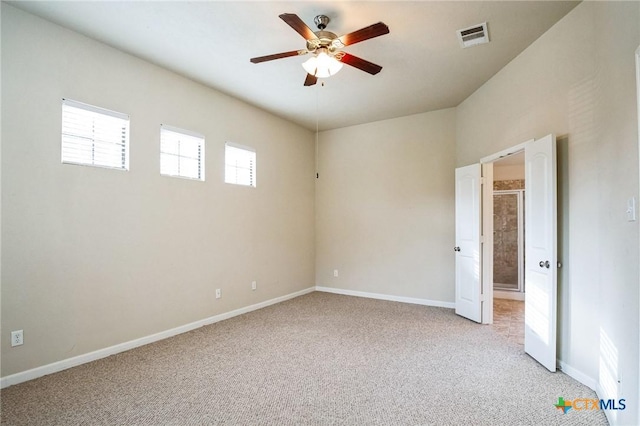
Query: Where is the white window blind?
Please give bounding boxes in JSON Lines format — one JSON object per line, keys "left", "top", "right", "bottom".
{"left": 61, "top": 99, "right": 129, "bottom": 170}
{"left": 225, "top": 142, "right": 256, "bottom": 187}
{"left": 160, "top": 125, "right": 205, "bottom": 181}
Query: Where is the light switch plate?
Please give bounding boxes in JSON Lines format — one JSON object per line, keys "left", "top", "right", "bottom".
{"left": 627, "top": 197, "right": 637, "bottom": 222}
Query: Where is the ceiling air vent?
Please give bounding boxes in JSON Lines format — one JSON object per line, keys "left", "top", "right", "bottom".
{"left": 457, "top": 22, "right": 489, "bottom": 48}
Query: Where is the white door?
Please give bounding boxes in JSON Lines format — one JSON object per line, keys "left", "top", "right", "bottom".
{"left": 455, "top": 164, "right": 482, "bottom": 323}
{"left": 524, "top": 134, "right": 557, "bottom": 372}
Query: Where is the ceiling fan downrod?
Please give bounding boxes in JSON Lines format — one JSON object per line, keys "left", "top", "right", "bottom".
{"left": 314, "top": 15, "right": 330, "bottom": 30}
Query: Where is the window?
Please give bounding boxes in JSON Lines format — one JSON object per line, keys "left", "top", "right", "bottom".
{"left": 225, "top": 142, "right": 256, "bottom": 187}
{"left": 160, "top": 125, "right": 205, "bottom": 181}
{"left": 61, "top": 99, "right": 129, "bottom": 170}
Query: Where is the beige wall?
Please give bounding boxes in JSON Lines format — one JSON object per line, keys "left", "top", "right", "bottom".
{"left": 315, "top": 109, "right": 456, "bottom": 303}
{"left": 3, "top": 4, "right": 640, "bottom": 424}
{"left": 457, "top": 2, "right": 640, "bottom": 424}
{"left": 1, "top": 5, "right": 315, "bottom": 377}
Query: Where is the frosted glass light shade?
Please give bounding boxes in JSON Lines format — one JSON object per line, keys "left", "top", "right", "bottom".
{"left": 302, "top": 51, "right": 343, "bottom": 78}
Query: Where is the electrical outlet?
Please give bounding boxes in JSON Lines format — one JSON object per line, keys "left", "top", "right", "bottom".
{"left": 11, "top": 330, "right": 23, "bottom": 347}
{"left": 333, "top": 269, "right": 339, "bottom": 277}
{"left": 215, "top": 289, "right": 221, "bottom": 299}
{"left": 251, "top": 281, "right": 257, "bottom": 291}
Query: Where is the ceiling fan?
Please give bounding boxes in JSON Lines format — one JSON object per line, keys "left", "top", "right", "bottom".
{"left": 250, "top": 14, "right": 390, "bottom": 86}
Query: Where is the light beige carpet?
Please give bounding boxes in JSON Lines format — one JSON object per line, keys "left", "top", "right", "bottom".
{"left": 1, "top": 292, "right": 607, "bottom": 425}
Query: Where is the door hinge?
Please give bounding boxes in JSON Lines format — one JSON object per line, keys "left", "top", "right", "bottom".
{"left": 480, "top": 235, "right": 485, "bottom": 243}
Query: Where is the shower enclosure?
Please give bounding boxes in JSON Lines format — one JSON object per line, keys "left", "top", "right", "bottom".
{"left": 493, "top": 189, "right": 524, "bottom": 292}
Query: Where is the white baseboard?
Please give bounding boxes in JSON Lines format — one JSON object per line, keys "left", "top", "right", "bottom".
{"left": 557, "top": 359, "right": 597, "bottom": 390}
{"left": 0, "top": 286, "right": 315, "bottom": 389}
{"left": 10, "top": 286, "right": 591, "bottom": 394}
{"left": 595, "top": 383, "right": 616, "bottom": 425}
{"left": 315, "top": 286, "right": 455, "bottom": 309}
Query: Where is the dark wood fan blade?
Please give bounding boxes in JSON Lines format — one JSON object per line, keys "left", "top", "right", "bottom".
{"left": 304, "top": 73, "right": 318, "bottom": 86}
{"left": 250, "top": 50, "right": 307, "bottom": 64}
{"left": 339, "top": 22, "right": 389, "bottom": 46}
{"left": 338, "top": 53, "right": 383, "bottom": 75}
{"left": 279, "top": 13, "right": 318, "bottom": 40}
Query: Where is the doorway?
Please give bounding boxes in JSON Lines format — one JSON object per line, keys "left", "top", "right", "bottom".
{"left": 456, "top": 135, "right": 557, "bottom": 370}
{"left": 490, "top": 152, "right": 525, "bottom": 345}
{"left": 492, "top": 152, "right": 525, "bottom": 302}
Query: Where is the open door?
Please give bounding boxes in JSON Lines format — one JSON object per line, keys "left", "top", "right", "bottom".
{"left": 524, "top": 134, "right": 557, "bottom": 372}
{"left": 455, "top": 164, "right": 482, "bottom": 323}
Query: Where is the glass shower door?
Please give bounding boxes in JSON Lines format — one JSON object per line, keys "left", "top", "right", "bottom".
{"left": 493, "top": 191, "right": 524, "bottom": 292}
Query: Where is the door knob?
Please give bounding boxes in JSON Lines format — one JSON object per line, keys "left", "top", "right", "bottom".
{"left": 539, "top": 261, "right": 544, "bottom": 267}
{"left": 454, "top": 247, "right": 461, "bottom": 252}
{"left": 539, "top": 260, "right": 550, "bottom": 268}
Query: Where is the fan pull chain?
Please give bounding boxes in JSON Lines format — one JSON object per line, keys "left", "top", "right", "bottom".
{"left": 315, "top": 82, "right": 319, "bottom": 179}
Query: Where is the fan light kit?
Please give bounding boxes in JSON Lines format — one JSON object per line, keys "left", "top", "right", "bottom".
{"left": 250, "top": 14, "right": 389, "bottom": 86}
{"left": 302, "top": 47, "right": 343, "bottom": 78}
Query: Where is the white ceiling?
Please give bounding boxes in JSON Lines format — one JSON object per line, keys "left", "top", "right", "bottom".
{"left": 9, "top": 1, "right": 579, "bottom": 131}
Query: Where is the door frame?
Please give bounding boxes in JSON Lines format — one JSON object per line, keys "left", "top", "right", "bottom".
{"left": 635, "top": 44, "right": 640, "bottom": 415}
{"left": 479, "top": 141, "right": 529, "bottom": 324}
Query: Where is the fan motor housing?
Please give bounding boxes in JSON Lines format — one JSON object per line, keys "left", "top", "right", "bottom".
{"left": 306, "top": 30, "right": 340, "bottom": 52}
